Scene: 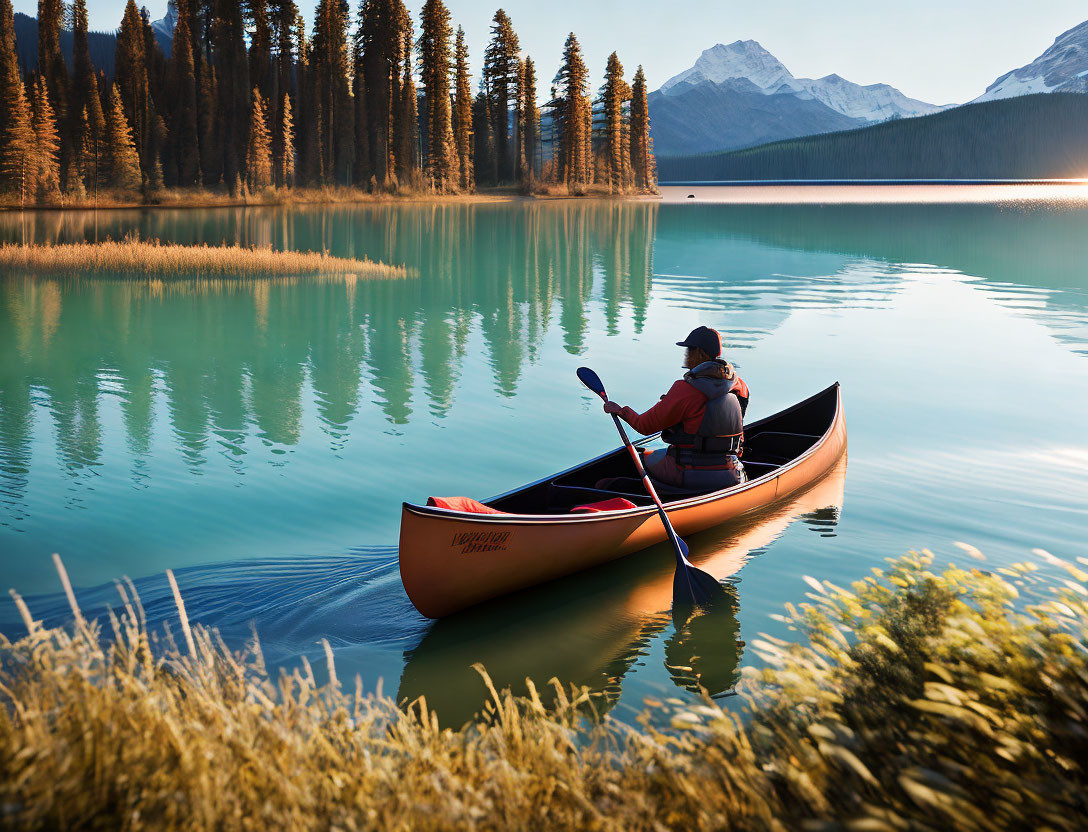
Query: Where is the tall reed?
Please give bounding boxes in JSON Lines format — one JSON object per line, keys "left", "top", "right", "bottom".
{"left": 1, "top": 549, "right": 1086, "bottom": 830}
{"left": 0, "top": 238, "right": 406, "bottom": 279}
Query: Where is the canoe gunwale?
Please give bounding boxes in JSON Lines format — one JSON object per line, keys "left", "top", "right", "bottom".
{"left": 401, "top": 382, "right": 842, "bottom": 526}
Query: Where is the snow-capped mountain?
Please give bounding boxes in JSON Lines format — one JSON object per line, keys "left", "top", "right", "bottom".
{"left": 661, "top": 40, "right": 797, "bottom": 95}
{"left": 659, "top": 41, "right": 943, "bottom": 123}
{"left": 151, "top": 0, "right": 177, "bottom": 55}
{"left": 973, "top": 19, "right": 1088, "bottom": 102}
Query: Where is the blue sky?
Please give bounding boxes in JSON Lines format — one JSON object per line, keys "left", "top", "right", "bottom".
{"left": 14, "top": 0, "right": 1088, "bottom": 104}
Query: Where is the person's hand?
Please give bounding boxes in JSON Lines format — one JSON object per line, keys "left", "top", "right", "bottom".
{"left": 603, "top": 400, "right": 622, "bottom": 415}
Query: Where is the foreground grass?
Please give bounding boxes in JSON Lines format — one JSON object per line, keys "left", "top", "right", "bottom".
{"left": 0, "top": 239, "right": 406, "bottom": 279}
{"left": 2, "top": 549, "right": 1087, "bottom": 830}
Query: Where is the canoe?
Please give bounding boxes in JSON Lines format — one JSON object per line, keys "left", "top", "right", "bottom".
{"left": 396, "top": 455, "right": 846, "bottom": 724}
{"left": 400, "top": 382, "right": 846, "bottom": 618}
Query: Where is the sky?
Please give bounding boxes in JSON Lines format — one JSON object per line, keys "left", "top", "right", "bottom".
{"left": 14, "top": 0, "right": 1088, "bottom": 104}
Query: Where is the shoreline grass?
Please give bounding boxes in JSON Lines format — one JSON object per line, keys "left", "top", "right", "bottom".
{"left": 0, "top": 184, "right": 661, "bottom": 213}
{"left": 2, "top": 549, "right": 1086, "bottom": 830}
{"left": 0, "top": 238, "right": 407, "bottom": 279}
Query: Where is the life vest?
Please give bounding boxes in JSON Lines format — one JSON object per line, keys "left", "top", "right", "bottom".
{"left": 661, "top": 360, "right": 744, "bottom": 470}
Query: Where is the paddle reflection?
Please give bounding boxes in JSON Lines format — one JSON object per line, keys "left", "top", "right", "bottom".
{"left": 396, "top": 455, "right": 846, "bottom": 726}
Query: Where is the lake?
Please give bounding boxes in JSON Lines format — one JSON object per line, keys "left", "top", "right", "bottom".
{"left": 2, "top": 187, "right": 1087, "bottom": 724}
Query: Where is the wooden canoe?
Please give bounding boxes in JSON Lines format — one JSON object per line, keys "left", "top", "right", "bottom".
{"left": 399, "top": 382, "right": 846, "bottom": 618}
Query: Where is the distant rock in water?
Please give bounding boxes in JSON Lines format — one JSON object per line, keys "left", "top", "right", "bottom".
{"left": 650, "top": 40, "right": 944, "bottom": 157}
{"left": 973, "top": 19, "right": 1088, "bottom": 102}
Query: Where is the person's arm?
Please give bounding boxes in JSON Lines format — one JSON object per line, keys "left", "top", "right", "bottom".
{"left": 612, "top": 381, "right": 701, "bottom": 435}
{"left": 733, "top": 376, "right": 750, "bottom": 417}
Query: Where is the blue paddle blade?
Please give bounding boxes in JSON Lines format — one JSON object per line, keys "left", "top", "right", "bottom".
{"left": 671, "top": 535, "right": 729, "bottom": 609}
{"left": 576, "top": 366, "right": 606, "bottom": 399}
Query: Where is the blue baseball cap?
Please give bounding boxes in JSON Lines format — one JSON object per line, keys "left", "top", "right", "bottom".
{"left": 676, "top": 326, "right": 722, "bottom": 358}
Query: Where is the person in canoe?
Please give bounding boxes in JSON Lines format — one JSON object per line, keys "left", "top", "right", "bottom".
{"left": 600, "top": 326, "right": 749, "bottom": 492}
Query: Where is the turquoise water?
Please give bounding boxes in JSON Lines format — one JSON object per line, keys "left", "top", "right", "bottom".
{"left": 2, "top": 192, "right": 1087, "bottom": 723}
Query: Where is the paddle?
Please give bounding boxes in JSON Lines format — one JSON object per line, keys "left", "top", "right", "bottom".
{"left": 577, "top": 366, "right": 726, "bottom": 609}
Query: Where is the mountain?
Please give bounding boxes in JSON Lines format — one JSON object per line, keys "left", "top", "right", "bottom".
{"left": 973, "top": 20, "right": 1088, "bottom": 102}
{"left": 151, "top": 1, "right": 177, "bottom": 56}
{"left": 656, "top": 93, "right": 1088, "bottom": 182}
{"left": 649, "top": 78, "right": 864, "bottom": 157}
{"left": 650, "top": 41, "right": 944, "bottom": 156}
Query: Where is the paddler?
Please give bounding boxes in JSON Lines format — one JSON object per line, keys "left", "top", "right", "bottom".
{"left": 600, "top": 326, "right": 749, "bottom": 491}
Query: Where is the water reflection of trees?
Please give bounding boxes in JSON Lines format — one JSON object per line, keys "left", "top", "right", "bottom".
{"left": 0, "top": 203, "right": 656, "bottom": 519}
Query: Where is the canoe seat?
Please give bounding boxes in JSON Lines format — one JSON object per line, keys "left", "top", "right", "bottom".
{"left": 546, "top": 484, "right": 653, "bottom": 512}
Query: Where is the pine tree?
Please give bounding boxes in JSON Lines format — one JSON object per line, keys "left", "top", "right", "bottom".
{"left": 140, "top": 7, "right": 169, "bottom": 129}
{"left": 482, "top": 9, "right": 519, "bottom": 181}
{"left": 246, "top": 87, "right": 272, "bottom": 190}
{"left": 351, "top": 5, "right": 370, "bottom": 186}
{"left": 213, "top": 0, "right": 251, "bottom": 191}
{"left": 1, "top": 76, "right": 38, "bottom": 204}
{"left": 630, "top": 65, "right": 652, "bottom": 191}
{"left": 452, "top": 25, "right": 473, "bottom": 191}
{"left": 312, "top": 0, "right": 353, "bottom": 185}
{"left": 394, "top": 28, "right": 418, "bottom": 186}
{"left": 271, "top": 0, "right": 298, "bottom": 186}
{"left": 295, "top": 18, "right": 325, "bottom": 184}
{"left": 522, "top": 56, "right": 539, "bottom": 184}
{"left": 361, "top": 0, "right": 410, "bottom": 189}
{"left": 67, "top": 0, "right": 95, "bottom": 193}
{"left": 551, "top": 32, "right": 589, "bottom": 190}
{"left": 147, "top": 113, "right": 166, "bottom": 190}
{"left": 81, "top": 71, "right": 107, "bottom": 199}
{"left": 419, "top": 0, "right": 457, "bottom": 192}
{"left": 247, "top": 0, "right": 273, "bottom": 101}
{"left": 277, "top": 91, "right": 294, "bottom": 186}
{"left": 334, "top": 0, "right": 355, "bottom": 185}
{"left": 104, "top": 82, "right": 142, "bottom": 190}
{"left": 31, "top": 76, "right": 61, "bottom": 199}
{"left": 513, "top": 58, "right": 526, "bottom": 181}
{"left": 115, "top": 0, "right": 149, "bottom": 167}
{"left": 472, "top": 89, "right": 495, "bottom": 186}
{"left": 0, "top": 0, "right": 18, "bottom": 135}
{"left": 599, "top": 51, "right": 630, "bottom": 194}
{"left": 170, "top": 3, "right": 201, "bottom": 186}
{"left": 37, "top": 0, "right": 67, "bottom": 123}
{"left": 197, "top": 60, "right": 219, "bottom": 185}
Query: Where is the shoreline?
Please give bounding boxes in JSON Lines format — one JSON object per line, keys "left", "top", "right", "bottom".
{"left": 0, "top": 187, "right": 662, "bottom": 214}
{"left": 659, "top": 181, "right": 1088, "bottom": 204}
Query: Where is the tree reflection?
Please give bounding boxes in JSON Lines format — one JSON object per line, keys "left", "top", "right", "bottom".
{"left": 0, "top": 202, "right": 658, "bottom": 520}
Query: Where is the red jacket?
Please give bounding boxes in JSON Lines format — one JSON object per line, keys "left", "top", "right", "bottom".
{"left": 619, "top": 375, "right": 749, "bottom": 436}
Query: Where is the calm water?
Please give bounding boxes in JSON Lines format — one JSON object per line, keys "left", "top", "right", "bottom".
{"left": 2, "top": 190, "right": 1088, "bottom": 723}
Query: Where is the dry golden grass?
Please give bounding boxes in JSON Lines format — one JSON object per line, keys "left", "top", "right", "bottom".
{"left": 0, "top": 238, "right": 406, "bottom": 279}
{"left": 2, "top": 549, "right": 1087, "bottom": 831}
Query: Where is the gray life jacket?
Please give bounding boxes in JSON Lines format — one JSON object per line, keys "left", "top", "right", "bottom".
{"left": 661, "top": 360, "right": 744, "bottom": 470}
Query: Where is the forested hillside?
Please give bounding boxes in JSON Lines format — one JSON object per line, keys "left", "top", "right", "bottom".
{"left": 13, "top": 12, "right": 116, "bottom": 78}
{"left": 657, "top": 93, "right": 1088, "bottom": 181}
{"left": 0, "top": 0, "right": 656, "bottom": 205}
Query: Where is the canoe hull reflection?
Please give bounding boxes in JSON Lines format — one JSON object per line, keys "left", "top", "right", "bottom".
{"left": 399, "top": 383, "right": 846, "bottom": 618}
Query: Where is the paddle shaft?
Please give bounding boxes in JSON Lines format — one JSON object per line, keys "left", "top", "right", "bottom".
{"left": 608, "top": 412, "right": 691, "bottom": 566}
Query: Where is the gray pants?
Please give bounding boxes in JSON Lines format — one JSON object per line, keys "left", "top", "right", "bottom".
{"left": 645, "top": 448, "right": 747, "bottom": 492}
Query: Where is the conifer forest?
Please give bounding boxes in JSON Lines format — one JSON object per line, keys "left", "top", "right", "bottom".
{"left": 0, "top": 0, "right": 657, "bottom": 205}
